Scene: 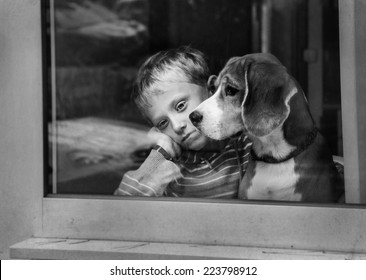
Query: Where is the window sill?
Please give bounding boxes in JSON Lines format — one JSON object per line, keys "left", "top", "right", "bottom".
{"left": 10, "top": 238, "right": 366, "bottom": 260}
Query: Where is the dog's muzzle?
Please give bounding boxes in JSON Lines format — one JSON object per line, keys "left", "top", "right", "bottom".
{"left": 189, "top": 111, "right": 203, "bottom": 126}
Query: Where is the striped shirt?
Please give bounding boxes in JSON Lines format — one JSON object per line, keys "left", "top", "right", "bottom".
{"left": 114, "top": 135, "right": 252, "bottom": 199}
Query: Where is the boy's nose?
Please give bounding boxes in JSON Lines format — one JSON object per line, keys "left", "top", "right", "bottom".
{"left": 172, "top": 119, "right": 186, "bottom": 133}
{"left": 189, "top": 111, "right": 203, "bottom": 126}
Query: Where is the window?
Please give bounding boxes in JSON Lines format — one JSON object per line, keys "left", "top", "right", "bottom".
{"left": 46, "top": 0, "right": 345, "bottom": 197}
{"left": 36, "top": 0, "right": 366, "bottom": 255}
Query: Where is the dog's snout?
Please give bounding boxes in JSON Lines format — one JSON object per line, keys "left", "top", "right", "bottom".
{"left": 189, "top": 111, "right": 203, "bottom": 126}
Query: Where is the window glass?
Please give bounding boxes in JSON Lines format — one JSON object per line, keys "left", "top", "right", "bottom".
{"left": 46, "top": 0, "right": 344, "bottom": 202}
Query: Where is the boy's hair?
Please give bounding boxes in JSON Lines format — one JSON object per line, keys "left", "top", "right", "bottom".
{"left": 132, "top": 46, "right": 210, "bottom": 117}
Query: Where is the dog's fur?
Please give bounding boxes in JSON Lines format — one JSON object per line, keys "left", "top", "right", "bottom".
{"left": 190, "top": 53, "right": 344, "bottom": 202}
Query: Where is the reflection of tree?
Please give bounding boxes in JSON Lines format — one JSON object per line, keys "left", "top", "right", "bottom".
{"left": 53, "top": 0, "right": 149, "bottom": 122}
{"left": 53, "top": 117, "right": 151, "bottom": 194}
{"left": 55, "top": 1, "right": 120, "bottom": 29}
{"left": 54, "top": 0, "right": 131, "bottom": 11}
{"left": 54, "top": 0, "right": 148, "bottom": 26}
{"left": 54, "top": 0, "right": 148, "bottom": 66}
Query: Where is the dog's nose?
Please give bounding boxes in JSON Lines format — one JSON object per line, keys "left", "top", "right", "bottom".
{"left": 189, "top": 111, "right": 203, "bottom": 126}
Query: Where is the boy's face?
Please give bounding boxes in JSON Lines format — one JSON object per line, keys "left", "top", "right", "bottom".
{"left": 146, "top": 82, "right": 210, "bottom": 151}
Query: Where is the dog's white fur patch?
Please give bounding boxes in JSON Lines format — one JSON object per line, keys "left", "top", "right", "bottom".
{"left": 285, "top": 86, "right": 297, "bottom": 110}
{"left": 240, "top": 68, "right": 250, "bottom": 122}
{"left": 247, "top": 159, "right": 301, "bottom": 201}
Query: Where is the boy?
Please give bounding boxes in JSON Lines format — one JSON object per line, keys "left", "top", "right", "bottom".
{"left": 114, "top": 46, "right": 252, "bottom": 198}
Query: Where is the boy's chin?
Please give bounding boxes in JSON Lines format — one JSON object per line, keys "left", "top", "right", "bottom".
{"left": 184, "top": 135, "right": 209, "bottom": 151}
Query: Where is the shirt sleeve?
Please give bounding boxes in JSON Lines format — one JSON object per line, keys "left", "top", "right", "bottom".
{"left": 114, "top": 149, "right": 181, "bottom": 196}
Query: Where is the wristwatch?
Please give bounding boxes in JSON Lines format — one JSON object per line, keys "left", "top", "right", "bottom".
{"left": 152, "top": 145, "right": 173, "bottom": 161}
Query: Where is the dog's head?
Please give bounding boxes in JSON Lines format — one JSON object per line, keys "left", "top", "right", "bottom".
{"left": 190, "top": 53, "right": 308, "bottom": 140}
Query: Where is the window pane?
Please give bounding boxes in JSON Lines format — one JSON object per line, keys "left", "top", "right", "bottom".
{"left": 46, "top": 0, "right": 345, "bottom": 203}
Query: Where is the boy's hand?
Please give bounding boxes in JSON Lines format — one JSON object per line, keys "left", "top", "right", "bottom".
{"left": 148, "top": 127, "right": 182, "bottom": 158}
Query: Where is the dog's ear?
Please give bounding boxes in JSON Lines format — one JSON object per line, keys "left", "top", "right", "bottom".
{"left": 241, "top": 57, "right": 291, "bottom": 137}
{"left": 207, "top": 75, "right": 217, "bottom": 95}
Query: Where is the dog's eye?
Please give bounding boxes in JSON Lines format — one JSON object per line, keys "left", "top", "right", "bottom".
{"left": 225, "top": 85, "right": 239, "bottom": 96}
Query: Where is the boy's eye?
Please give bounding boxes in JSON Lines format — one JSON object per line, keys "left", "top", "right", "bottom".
{"left": 176, "top": 101, "right": 187, "bottom": 112}
{"left": 157, "top": 119, "right": 168, "bottom": 130}
{"left": 225, "top": 85, "right": 239, "bottom": 96}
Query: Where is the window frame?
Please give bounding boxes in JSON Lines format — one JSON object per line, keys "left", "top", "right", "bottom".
{"left": 36, "top": 0, "right": 366, "bottom": 255}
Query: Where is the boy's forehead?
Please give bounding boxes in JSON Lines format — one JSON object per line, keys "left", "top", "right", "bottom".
{"left": 147, "top": 76, "right": 204, "bottom": 100}
{"left": 146, "top": 67, "right": 203, "bottom": 94}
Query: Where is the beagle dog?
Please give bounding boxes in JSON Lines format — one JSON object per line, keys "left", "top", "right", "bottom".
{"left": 190, "top": 53, "right": 344, "bottom": 202}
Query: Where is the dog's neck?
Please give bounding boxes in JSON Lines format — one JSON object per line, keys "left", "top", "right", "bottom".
{"left": 250, "top": 127, "right": 318, "bottom": 163}
{"left": 250, "top": 85, "right": 317, "bottom": 163}
{"left": 250, "top": 126, "right": 296, "bottom": 161}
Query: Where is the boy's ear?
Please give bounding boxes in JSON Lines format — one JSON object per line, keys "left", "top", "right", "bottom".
{"left": 207, "top": 75, "right": 217, "bottom": 95}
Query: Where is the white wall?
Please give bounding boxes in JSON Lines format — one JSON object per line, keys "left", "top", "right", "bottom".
{"left": 0, "top": 0, "right": 43, "bottom": 259}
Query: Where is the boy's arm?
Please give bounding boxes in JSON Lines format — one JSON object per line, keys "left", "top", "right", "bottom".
{"left": 114, "top": 149, "right": 182, "bottom": 196}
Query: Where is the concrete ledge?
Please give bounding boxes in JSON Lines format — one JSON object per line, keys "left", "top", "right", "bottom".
{"left": 10, "top": 238, "right": 366, "bottom": 260}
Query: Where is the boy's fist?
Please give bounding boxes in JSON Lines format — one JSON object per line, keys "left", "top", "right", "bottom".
{"left": 148, "top": 127, "right": 182, "bottom": 158}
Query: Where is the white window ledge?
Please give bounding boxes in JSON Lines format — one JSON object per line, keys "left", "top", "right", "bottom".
{"left": 10, "top": 238, "right": 366, "bottom": 260}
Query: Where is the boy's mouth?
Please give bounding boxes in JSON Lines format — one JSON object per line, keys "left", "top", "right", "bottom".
{"left": 182, "top": 132, "right": 194, "bottom": 142}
